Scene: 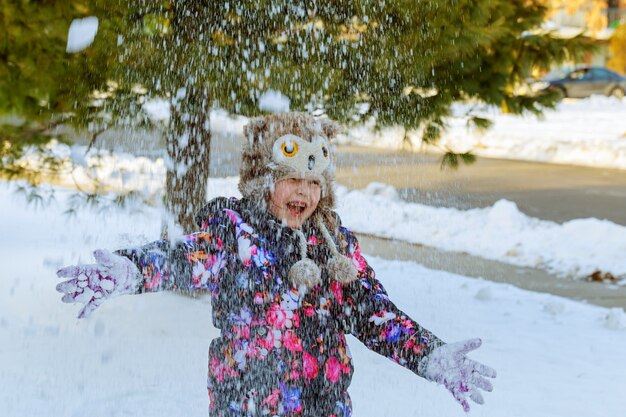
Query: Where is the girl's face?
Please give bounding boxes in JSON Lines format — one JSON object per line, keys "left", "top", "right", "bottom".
{"left": 269, "top": 178, "right": 322, "bottom": 229}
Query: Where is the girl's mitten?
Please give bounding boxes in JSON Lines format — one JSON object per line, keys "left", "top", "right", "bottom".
{"left": 419, "top": 338, "right": 496, "bottom": 412}
{"left": 56, "top": 249, "right": 140, "bottom": 318}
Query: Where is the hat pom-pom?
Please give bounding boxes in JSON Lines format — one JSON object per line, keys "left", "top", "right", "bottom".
{"left": 328, "top": 255, "right": 358, "bottom": 284}
{"left": 289, "top": 258, "right": 322, "bottom": 291}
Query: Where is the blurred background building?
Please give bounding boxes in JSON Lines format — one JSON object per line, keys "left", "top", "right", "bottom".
{"left": 543, "top": 0, "right": 626, "bottom": 71}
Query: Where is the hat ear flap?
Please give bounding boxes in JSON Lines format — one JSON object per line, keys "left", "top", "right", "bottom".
{"left": 320, "top": 118, "right": 340, "bottom": 140}
{"left": 244, "top": 117, "right": 268, "bottom": 146}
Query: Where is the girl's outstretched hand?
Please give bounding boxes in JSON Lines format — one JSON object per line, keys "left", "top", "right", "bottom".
{"left": 420, "top": 338, "right": 496, "bottom": 413}
{"left": 56, "top": 249, "right": 140, "bottom": 319}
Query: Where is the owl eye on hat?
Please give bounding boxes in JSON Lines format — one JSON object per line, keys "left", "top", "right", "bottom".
{"left": 238, "top": 112, "right": 357, "bottom": 291}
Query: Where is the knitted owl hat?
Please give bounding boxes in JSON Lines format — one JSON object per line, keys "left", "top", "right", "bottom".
{"left": 238, "top": 112, "right": 358, "bottom": 290}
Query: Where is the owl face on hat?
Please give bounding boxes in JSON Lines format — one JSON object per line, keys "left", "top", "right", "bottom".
{"left": 238, "top": 112, "right": 339, "bottom": 211}
{"left": 270, "top": 134, "right": 331, "bottom": 179}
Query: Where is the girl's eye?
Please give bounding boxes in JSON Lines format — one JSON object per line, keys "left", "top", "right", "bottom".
{"left": 282, "top": 141, "right": 298, "bottom": 157}
{"left": 321, "top": 145, "right": 328, "bottom": 158}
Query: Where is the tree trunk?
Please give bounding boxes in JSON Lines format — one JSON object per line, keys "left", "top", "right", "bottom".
{"left": 165, "top": 85, "right": 211, "bottom": 233}
{"left": 162, "top": 1, "right": 213, "bottom": 234}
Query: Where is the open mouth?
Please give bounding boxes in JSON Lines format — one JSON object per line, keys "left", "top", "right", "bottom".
{"left": 287, "top": 201, "right": 307, "bottom": 217}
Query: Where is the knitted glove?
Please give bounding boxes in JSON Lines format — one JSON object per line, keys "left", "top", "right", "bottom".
{"left": 420, "top": 338, "right": 496, "bottom": 412}
{"left": 56, "top": 249, "right": 140, "bottom": 319}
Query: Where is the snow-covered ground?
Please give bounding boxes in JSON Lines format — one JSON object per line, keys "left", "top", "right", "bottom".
{"left": 338, "top": 96, "right": 626, "bottom": 171}
{"left": 12, "top": 140, "right": 166, "bottom": 196}
{"left": 1, "top": 181, "right": 625, "bottom": 417}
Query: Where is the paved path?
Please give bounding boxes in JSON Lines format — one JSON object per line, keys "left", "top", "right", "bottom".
{"left": 356, "top": 234, "right": 626, "bottom": 309}
{"left": 335, "top": 146, "right": 626, "bottom": 226}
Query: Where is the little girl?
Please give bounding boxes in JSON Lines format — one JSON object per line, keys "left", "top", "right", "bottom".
{"left": 57, "top": 112, "right": 495, "bottom": 416}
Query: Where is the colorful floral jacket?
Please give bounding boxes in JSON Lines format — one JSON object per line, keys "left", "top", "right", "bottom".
{"left": 117, "top": 197, "right": 443, "bottom": 417}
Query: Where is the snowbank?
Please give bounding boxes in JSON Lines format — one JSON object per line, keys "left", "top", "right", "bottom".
{"left": 337, "top": 96, "right": 626, "bottom": 170}
{"left": 1, "top": 182, "right": 625, "bottom": 417}
{"left": 203, "top": 178, "right": 626, "bottom": 282}
{"left": 335, "top": 182, "right": 626, "bottom": 281}
{"left": 11, "top": 140, "right": 166, "bottom": 196}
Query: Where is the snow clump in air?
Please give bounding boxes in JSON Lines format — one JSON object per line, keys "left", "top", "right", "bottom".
{"left": 258, "top": 90, "right": 291, "bottom": 113}
{"left": 66, "top": 17, "right": 99, "bottom": 53}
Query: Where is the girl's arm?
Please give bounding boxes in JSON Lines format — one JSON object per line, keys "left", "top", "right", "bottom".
{"left": 339, "top": 226, "right": 496, "bottom": 412}
{"left": 339, "top": 227, "right": 444, "bottom": 376}
{"left": 115, "top": 212, "right": 234, "bottom": 294}
{"left": 57, "top": 199, "right": 236, "bottom": 318}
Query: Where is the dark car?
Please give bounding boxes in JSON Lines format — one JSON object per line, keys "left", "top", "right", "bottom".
{"left": 531, "top": 66, "right": 626, "bottom": 99}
